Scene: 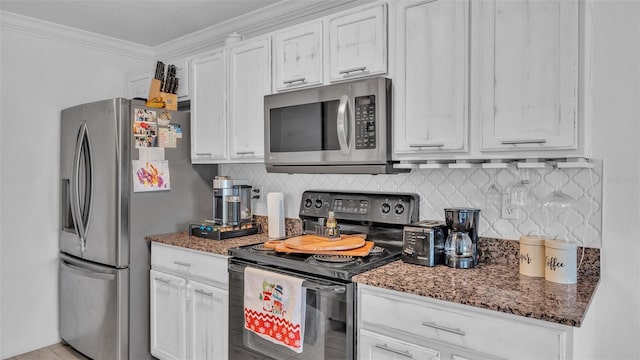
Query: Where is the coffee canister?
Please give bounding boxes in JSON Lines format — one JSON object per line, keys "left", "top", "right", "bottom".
{"left": 544, "top": 239, "right": 578, "bottom": 284}
{"left": 519, "top": 235, "right": 546, "bottom": 277}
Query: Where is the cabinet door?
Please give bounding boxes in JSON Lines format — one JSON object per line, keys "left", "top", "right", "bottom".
{"left": 394, "top": 0, "right": 469, "bottom": 158}
{"left": 359, "top": 329, "right": 440, "bottom": 360}
{"left": 188, "top": 280, "right": 228, "bottom": 360}
{"left": 190, "top": 49, "right": 227, "bottom": 163}
{"left": 127, "top": 69, "right": 153, "bottom": 99}
{"left": 228, "top": 38, "right": 271, "bottom": 161}
{"left": 328, "top": 5, "right": 387, "bottom": 82}
{"left": 478, "top": 0, "right": 579, "bottom": 151}
{"left": 273, "top": 22, "right": 323, "bottom": 91}
{"left": 173, "top": 58, "right": 190, "bottom": 99}
{"left": 150, "top": 269, "right": 187, "bottom": 360}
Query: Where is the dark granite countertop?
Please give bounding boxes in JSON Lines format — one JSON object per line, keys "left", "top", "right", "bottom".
{"left": 352, "top": 259, "right": 599, "bottom": 327}
{"left": 147, "top": 228, "right": 599, "bottom": 328}
{"left": 146, "top": 231, "right": 267, "bottom": 256}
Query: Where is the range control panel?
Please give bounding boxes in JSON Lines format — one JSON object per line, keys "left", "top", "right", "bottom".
{"left": 299, "top": 190, "right": 419, "bottom": 225}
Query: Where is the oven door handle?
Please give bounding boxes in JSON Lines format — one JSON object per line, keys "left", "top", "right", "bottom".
{"left": 303, "top": 281, "right": 346, "bottom": 294}
{"left": 229, "top": 263, "right": 346, "bottom": 294}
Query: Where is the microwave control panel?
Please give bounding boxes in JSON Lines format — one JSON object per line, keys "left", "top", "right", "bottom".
{"left": 355, "top": 95, "right": 376, "bottom": 149}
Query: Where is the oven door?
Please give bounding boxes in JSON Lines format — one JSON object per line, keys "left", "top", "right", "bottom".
{"left": 229, "top": 259, "right": 355, "bottom": 360}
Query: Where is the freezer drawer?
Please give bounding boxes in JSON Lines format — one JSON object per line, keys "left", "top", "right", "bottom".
{"left": 59, "top": 253, "right": 129, "bottom": 360}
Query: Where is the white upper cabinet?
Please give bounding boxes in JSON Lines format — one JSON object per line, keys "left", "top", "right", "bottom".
{"left": 190, "top": 49, "right": 227, "bottom": 163}
{"left": 172, "top": 58, "right": 190, "bottom": 99}
{"left": 126, "top": 58, "right": 190, "bottom": 100}
{"left": 273, "top": 22, "right": 323, "bottom": 92}
{"left": 228, "top": 37, "right": 271, "bottom": 161}
{"left": 477, "top": 0, "right": 579, "bottom": 152}
{"left": 327, "top": 4, "right": 387, "bottom": 82}
{"left": 127, "top": 68, "right": 154, "bottom": 99}
{"left": 394, "top": 0, "right": 469, "bottom": 159}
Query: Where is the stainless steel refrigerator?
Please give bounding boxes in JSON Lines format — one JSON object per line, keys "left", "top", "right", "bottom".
{"left": 59, "top": 98, "right": 215, "bottom": 360}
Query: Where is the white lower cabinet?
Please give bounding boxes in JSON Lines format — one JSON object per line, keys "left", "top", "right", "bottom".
{"left": 150, "top": 243, "right": 228, "bottom": 360}
{"left": 150, "top": 270, "right": 187, "bottom": 360}
{"left": 357, "top": 285, "right": 573, "bottom": 360}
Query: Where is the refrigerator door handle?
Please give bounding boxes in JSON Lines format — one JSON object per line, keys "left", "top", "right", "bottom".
{"left": 59, "top": 253, "right": 116, "bottom": 281}
{"left": 70, "top": 123, "right": 85, "bottom": 245}
{"left": 71, "top": 121, "right": 94, "bottom": 252}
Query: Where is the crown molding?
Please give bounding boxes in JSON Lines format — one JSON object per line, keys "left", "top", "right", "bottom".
{"left": 155, "top": 0, "right": 373, "bottom": 60}
{"left": 0, "top": 11, "right": 154, "bottom": 61}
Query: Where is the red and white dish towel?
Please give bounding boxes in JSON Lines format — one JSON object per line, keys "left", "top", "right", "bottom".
{"left": 244, "top": 267, "right": 306, "bottom": 353}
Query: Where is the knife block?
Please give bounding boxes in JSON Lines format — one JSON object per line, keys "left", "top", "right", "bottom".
{"left": 146, "top": 78, "right": 177, "bottom": 111}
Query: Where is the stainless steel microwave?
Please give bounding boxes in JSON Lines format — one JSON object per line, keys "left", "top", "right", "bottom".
{"left": 264, "top": 77, "right": 405, "bottom": 174}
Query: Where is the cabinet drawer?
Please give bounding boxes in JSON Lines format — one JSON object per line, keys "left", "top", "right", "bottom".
{"left": 359, "top": 287, "right": 567, "bottom": 359}
{"left": 151, "top": 243, "right": 228, "bottom": 287}
{"left": 359, "top": 329, "right": 439, "bottom": 360}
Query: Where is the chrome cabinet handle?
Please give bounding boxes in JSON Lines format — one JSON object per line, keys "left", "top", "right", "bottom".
{"left": 284, "top": 77, "right": 307, "bottom": 85}
{"left": 173, "top": 261, "right": 191, "bottom": 267}
{"left": 374, "top": 344, "right": 413, "bottom": 358}
{"left": 194, "top": 289, "right": 213, "bottom": 297}
{"left": 409, "top": 143, "right": 445, "bottom": 148}
{"left": 195, "top": 152, "right": 212, "bottom": 156}
{"left": 154, "top": 277, "right": 171, "bottom": 284}
{"left": 236, "top": 151, "right": 255, "bottom": 155}
{"left": 421, "top": 321, "right": 466, "bottom": 336}
{"left": 339, "top": 66, "right": 368, "bottom": 75}
{"left": 337, "top": 95, "right": 350, "bottom": 155}
{"left": 501, "top": 139, "right": 547, "bottom": 145}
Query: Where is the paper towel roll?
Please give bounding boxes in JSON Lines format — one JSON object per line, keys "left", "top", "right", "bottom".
{"left": 267, "top": 192, "right": 286, "bottom": 239}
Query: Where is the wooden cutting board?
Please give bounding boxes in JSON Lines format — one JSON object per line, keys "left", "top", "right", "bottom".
{"left": 274, "top": 241, "right": 375, "bottom": 256}
{"left": 283, "top": 234, "right": 366, "bottom": 251}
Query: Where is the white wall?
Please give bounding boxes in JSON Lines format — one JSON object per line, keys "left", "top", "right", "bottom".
{"left": 572, "top": 1, "right": 640, "bottom": 358}
{"left": 0, "top": 23, "right": 149, "bottom": 358}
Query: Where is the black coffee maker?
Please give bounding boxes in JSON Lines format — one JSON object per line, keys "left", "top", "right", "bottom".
{"left": 444, "top": 208, "right": 481, "bottom": 268}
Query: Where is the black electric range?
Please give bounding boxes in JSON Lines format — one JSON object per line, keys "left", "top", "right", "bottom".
{"left": 228, "top": 190, "right": 419, "bottom": 281}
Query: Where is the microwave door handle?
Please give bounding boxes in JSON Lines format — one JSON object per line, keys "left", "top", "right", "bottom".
{"left": 337, "top": 95, "right": 350, "bottom": 155}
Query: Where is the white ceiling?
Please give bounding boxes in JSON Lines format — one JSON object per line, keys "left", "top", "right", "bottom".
{"left": 0, "top": 0, "right": 284, "bottom": 47}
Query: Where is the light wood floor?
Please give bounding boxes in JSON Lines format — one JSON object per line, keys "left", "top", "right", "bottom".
{"left": 5, "top": 343, "right": 88, "bottom": 360}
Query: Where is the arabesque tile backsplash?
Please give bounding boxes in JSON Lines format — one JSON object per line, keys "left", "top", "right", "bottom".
{"left": 221, "top": 161, "right": 602, "bottom": 248}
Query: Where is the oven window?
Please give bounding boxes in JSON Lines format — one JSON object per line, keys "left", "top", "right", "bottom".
{"left": 269, "top": 101, "right": 340, "bottom": 152}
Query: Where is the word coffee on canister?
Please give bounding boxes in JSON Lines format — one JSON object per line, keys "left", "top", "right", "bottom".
{"left": 519, "top": 235, "right": 546, "bottom": 277}
{"left": 544, "top": 239, "right": 578, "bottom": 284}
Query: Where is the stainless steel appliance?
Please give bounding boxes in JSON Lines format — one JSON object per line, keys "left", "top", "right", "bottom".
{"left": 444, "top": 208, "right": 481, "bottom": 268}
{"left": 59, "top": 98, "right": 215, "bottom": 360}
{"left": 212, "top": 176, "right": 252, "bottom": 225}
{"left": 264, "top": 77, "right": 406, "bottom": 174}
{"left": 402, "top": 221, "right": 448, "bottom": 267}
{"left": 228, "top": 190, "right": 419, "bottom": 359}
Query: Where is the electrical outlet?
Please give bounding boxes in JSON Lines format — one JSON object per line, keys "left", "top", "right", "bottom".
{"left": 252, "top": 185, "right": 263, "bottom": 201}
{"left": 501, "top": 192, "right": 518, "bottom": 219}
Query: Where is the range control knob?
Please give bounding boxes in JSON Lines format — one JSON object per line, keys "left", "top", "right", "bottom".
{"left": 314, "top": 199, "right": 323, "bottom": 209}
{"left": 394, "top": 204, "right": 405, "bottom": 215}
{"left": 304, "top": 199, "right": 313, "bottom": 208}
{"left": 381, "top": 203, "right": 391, "bottom": 214}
